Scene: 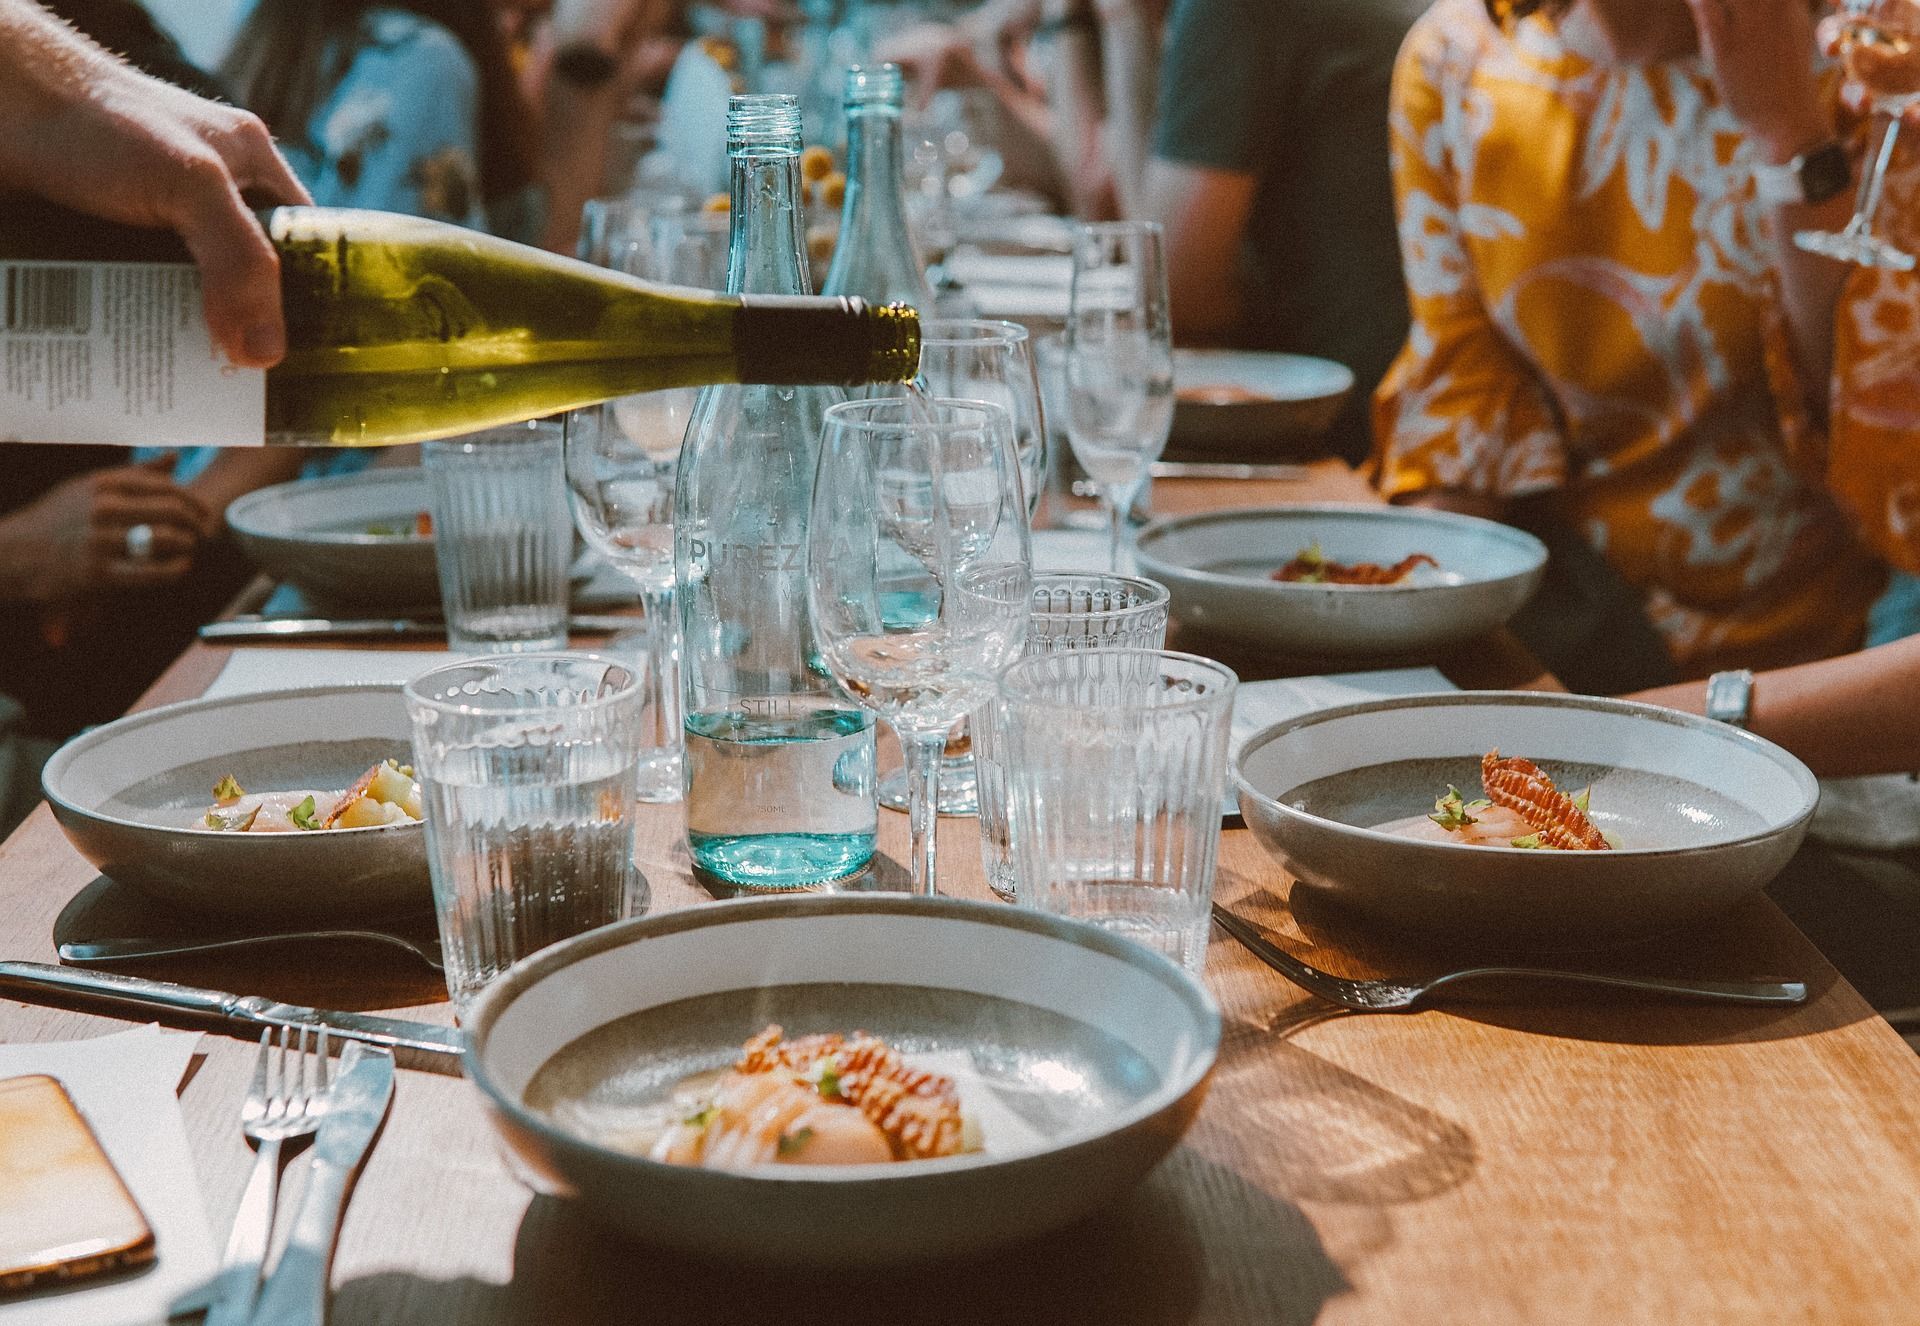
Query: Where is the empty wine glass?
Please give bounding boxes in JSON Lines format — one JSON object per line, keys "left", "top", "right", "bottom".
{"left": 875, "top": 317, "right": 1047, "bottom": 817}
{"left": 1797, "top": 0, "right": 1920, "bottom": 269}
{"left": 1064, "top": 222, "right": 1174, "bottom": 569}
{"left": 808, "top": 397, "right": 1032, "bottom": 896}
{"left": 563, "top": 209, "right": 716, "bottom": 801}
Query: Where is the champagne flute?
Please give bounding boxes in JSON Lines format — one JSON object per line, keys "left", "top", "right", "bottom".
{"left": 875, "top": 317, "right": 1047, "bottom": 817}
{"left": 1063, "top": 222, "right": 1174, "bottom": 569}
{"left": 1797, "top": 0, "right": 1920, "bottom": 269}
{"left": 808, "top": 397, "right": 1032, "bottom": 896}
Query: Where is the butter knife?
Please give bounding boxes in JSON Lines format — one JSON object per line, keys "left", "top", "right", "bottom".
{"left": 0, "top": 961, "right": 462, "bottom": 1056}
{"left": 200, "top": 613, "right": 636, "bottom": 642}
{"left": 250, "top": 1042, "right": 395, "bottom": 1326}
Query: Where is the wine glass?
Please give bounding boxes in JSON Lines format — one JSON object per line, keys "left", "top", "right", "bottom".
{"left": 562, "top": 207, "right": 724, "bottom": 802}
{"left": 875, "top": 318, "right": 1047, "bottom": 817}
{"left": 808, "top": 397, "right": 1032, "bottom": 896}
{"left": 1063, "top": 222, "right": 1174, "bottom": 570}
{"left": 1797, "top": 0, "right": 1920, "bottom": 269}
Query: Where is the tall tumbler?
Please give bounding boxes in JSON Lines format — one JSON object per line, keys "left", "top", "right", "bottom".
{"left": 423, "top": 419, "right": 572, "bottom": 654}
{"left": 405, "top": 653, "right": 645, "bottom": 1014}
{"left": 975, "top": 573, "right": 1171, "bottom": 901}
{"left": 998, "top": 649, "right": 1236, "bottom": 974}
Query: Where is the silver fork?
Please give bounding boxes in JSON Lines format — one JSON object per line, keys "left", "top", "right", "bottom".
{"left": 202, "top": 1025, "right": 331, "bottom": 1326}
{"left": 1209, "top": 905, "right": 1807, "bottom": 1011}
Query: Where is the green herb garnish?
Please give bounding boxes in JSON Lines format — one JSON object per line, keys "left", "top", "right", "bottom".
{"left": 1510, "top": 833, "right": 1544, "bottom": 850}
{"left": 1572, "top": 787, "right": 1591, "bottom": 814}
{"left": 204, "top": 805, "right": 259, "bottom": 832}
{"left": 1429, "top": 786, "right": 1491, "bottom": 832}
{"left": 776, "top": 1126, "right": 814, "bottom": 1157}
{"left": 683, "top": 1105, "right": 715, "bottom": 1128}
{"left": 1293, "top": 542, "right": 1329, "bottom": 584}
{"left": 813, "top": 1056, "right": 842, "bottom": 1100}
{"left": 288, "top": 795, "right": 320, "bottom": 831}
{"left": 212, "top": 774, "right": 245, "bottom": 802}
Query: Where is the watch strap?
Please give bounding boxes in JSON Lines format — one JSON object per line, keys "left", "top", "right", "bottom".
{"left": 1753, "top": 139, "right": 1851, "bottom": 208}
{"left": 1704, "top": 669, "right": 1756, "bottom": 730}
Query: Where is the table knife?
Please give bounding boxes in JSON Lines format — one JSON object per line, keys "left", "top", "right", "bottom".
{"left": 249, "top": 1042, "right": 395, "bottom": 1326}
{"left": 0, "top": 960, "right": 462, "bottom": 1056}
{"left": 200, "top": 613, "right": 636, "bottom": 642}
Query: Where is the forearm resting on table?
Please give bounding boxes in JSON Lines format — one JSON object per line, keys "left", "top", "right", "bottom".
{"left": 1142, "top": 159, "right": 1254, "bottom": 343}
{"left": 1632, "top": 635, "right": 1920, "bottom": 778}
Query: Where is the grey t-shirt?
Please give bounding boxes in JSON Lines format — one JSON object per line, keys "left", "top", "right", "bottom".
{"left": 1154, "top": 0, "right": 1429, "bottom": 463}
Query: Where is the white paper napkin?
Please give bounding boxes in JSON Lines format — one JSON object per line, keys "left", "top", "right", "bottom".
{"left": 1225, "top": 669, "right": 1456, "bottom": 815}
{"left": 1030, "top": 527, "right": 1128, "bottom": 575}
{"left": 0, "top": 1026, "right": 213, "bottom": 1326}
{"left": 202, "top": 648, "right": 465, "bottom": 699}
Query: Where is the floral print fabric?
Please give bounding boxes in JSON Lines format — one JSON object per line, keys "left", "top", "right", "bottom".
{"left": 1372, "top": 0, "right": 1893, "bottom": 676}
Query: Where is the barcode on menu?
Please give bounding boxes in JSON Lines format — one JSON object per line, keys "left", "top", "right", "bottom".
{"left": 5, "top": 265, "right": 93, "bottom": 335}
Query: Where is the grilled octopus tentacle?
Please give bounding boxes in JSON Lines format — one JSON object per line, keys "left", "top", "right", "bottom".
{"left": 1481, "top": 750, "right": 1610, "bottom": 851}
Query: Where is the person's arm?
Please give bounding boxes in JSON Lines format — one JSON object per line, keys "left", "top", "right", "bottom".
{"left": 1370, "top": 16, "right": 1564, "bottom": 516}
{"left": 183, "top": 450, "right": 304, "bottom": 524}
{"left": 0, "top": 462, "right": 209, "bottom": 602}
{"left": 1632, "top": 634, "right": 1920, "bottom": 778}
{"left": 0, "top": 0, "right": 309, "bottom": 366}
{"left": 1687, "top": 0, "right": 1852, "bottom": 404}
{"left": 1141, "top": 160, "right": 1254, "bottom": 342}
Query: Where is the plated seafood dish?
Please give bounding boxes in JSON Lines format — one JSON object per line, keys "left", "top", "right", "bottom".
{"left": 198, "top": 759, "right": 422, "bottom": 833}
{"left": 1384, "top": 751, "right": 1616, "bottom": 850}
{"left": 1271, "top": 544, "right": 1453, "bottom": 586}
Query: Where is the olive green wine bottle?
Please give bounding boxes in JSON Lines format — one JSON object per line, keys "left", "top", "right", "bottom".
{"left": 0, "top": 196, "right": 920, "bottom": 448}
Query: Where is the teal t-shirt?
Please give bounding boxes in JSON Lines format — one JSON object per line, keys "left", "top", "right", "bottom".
{"left": 1153, "top": 0, "right": 1430, "bottom": 463}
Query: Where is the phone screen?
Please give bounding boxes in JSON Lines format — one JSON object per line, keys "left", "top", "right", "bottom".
{"left": 0, "top": 1074, "right": 155, "bottom": 1293}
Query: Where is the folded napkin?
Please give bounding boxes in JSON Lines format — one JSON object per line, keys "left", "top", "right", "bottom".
{"left": 1030, "top": 527, "right": 1128, "bottom": 575}
{"left": 0, "top": 1027, "right": 213, "bottom": 1326}
{"left": 203, "top": 648, "right": 464, "bottom": 699}
{"left": 1809, "top": 773, "right": 1920, "bottom": 852}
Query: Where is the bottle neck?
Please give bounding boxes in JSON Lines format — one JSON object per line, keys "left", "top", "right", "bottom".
{"left": 726, "top": 149, "right": 811, "bottom": 297}
{"left": 827, "top": 108, "right": 931, "bottom": 303}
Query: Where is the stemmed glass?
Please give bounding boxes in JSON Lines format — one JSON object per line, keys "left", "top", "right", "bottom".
{"left": 1797, "top": 0, "right": 1920, "bottom": 269}
{"left": 562, "top": 207, "right": 725, "bottom": 801}
{"left": 808, "top": 397, "right": 1032, "bottom": 896}
{"left": 875, "top": 317, "right": 1047, "bottom": 817}
{"left": 1063, "top": 221, "right": 1174, "bottom": 569}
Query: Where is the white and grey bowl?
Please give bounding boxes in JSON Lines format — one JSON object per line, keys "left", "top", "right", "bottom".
{"left": 227, "top": 469, "right": 438, "bottom": 610}
{"left": 1134, "top": 504, "right": 1547, "bottom": 656}
{"left": 1233, "top": 692, "right": 1819, "bottom": 947}
{"left": 41, "top": 684, "right": 428, "bottom": 919}
{"left": 1169, "top": 348, "right": 1354, "bottom": 457}
{"left": 465, "top": 895, "right": 1220, "bottom": 1266}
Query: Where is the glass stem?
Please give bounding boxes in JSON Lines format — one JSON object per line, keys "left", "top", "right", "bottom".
{"left": 1858, "top": 114, "right": 1904, "bottom": 240}
{"left": 903, "top": 729, "right": 945, "bottom": 896}
{"left": 1105, "top": 490, "right": 1125, "bottom": 572}
{"left": 640, "top": 584, "right": 681, "bottom": 754}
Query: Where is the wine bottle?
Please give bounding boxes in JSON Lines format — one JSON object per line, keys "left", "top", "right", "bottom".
{"left": 676, "top": 94, "right": 878, "bottom": 890}
{"left": 820, "top": 63, "right": 935, "bottom": 309}
{"left": 0, "top": 195, "right": 920, "bottom": 449}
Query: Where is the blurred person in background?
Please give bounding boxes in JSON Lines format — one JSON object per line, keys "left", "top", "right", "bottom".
{"left": 1370, "top": 0, "right": 1920, "bottom": 695}
{"left": 0, "top": 0, "right": 308, "bottom": 829}
{"left": 1141, "top": 0, "right": 1429, "bottom": 467}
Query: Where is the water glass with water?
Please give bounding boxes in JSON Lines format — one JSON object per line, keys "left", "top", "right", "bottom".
{"left": 997, "top": 649, "right": 1236, "bottom": 973}
{"left": 423, "top": 420, "right": 572, "bottom": 654}
{"left": 975, "top": 574, "right": 1171, "bottom": 902}
{"left": 404, "top": 654, "right": 645, "bottom": 1014}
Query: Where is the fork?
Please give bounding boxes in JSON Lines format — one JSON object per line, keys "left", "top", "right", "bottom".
{"left": 202, "top": 1025, "right": 332, "bottom": 1326}
{"left": 1208, "top": 905, "right": 1808, "bottom": 1011}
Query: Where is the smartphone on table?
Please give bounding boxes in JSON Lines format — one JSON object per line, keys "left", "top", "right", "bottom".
{"left": 0, "top": 1073, "right": 155, "bottom": 1294}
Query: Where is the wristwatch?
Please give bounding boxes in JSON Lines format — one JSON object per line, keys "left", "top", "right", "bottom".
{"left": 1704, "top": 669, "right": 1755, "bottom": 729}
{"left": 1752, "top": 139, "right": 1852, "bottom": 207}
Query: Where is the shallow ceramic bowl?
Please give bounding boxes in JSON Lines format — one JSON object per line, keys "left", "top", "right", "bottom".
{"left": 1168, "top": 349, "right": 1354, "bottom": 458}
{"left": 42, "top": 685, "right": 428, "bottom": 920}
{"left": 465, "top": 895, "right": 1220, "bottom": 1266}
{"left": 1133, "top": 504, "right": 1547, "bottom": 656}
{"left": 227, "top": 469, "right": 438, "bottom": 610}
{"left": 1233, "top": 692, "right": 1819, "bottom": 947}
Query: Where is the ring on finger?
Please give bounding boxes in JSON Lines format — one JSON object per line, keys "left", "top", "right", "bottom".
{"left": 124, "top": 523, "right": 156, "bottom": 562}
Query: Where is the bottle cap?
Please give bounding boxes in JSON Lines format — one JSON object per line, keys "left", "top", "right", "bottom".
{"left": 727, "top": 94, "right": 803, "bottom": 154}
{"left": 843, "top": 64, "right": 906, "bottom": 113}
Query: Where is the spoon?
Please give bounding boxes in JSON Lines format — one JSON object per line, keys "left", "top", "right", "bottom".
{"left": 59, "top": 929, "right": 445, "bottom": 972}
{"left": 1209, "top": 905, "right": 1806, "bottom": 1011}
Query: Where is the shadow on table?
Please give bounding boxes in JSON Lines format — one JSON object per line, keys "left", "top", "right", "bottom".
{"left": 1220, "top": 877, "right": 1856, "bottom": 1048}
{"left": 334, "top": 1158, "right": 1349, "bottom": 1325}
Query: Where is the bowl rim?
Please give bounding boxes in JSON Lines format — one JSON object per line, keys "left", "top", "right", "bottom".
{"left": 462, "top": 892, "right": 1223, "bottom": 1185}
{"left": 226, "top": 468, "right": 432, "bottom": 548}
{"left": 1169, "top": 347, "right": 1356, "bottom": 403}
{"left": 1230, "top": 689, "right": 1820, "bottom": 860}
{"left": 1133, "top": 503, "right": 1549, "bottom": 594}
{"left": 41, "top": 682, "right": 422, "bottom": 841}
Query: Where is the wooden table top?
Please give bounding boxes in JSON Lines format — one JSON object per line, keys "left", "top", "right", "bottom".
{"left": 3, "top": 460, "right": 1919, "bottom": 1324}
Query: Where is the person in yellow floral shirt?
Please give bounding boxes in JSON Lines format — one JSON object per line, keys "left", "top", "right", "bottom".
{"left": 1372, "top": 0, "right": 1905, "bottom": 686}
